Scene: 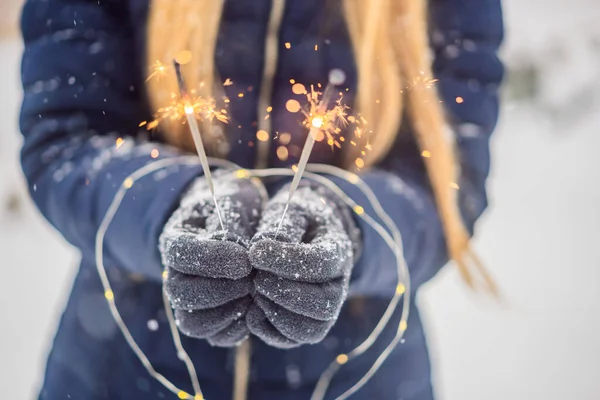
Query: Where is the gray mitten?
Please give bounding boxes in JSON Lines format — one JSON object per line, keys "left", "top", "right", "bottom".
{"left": 159, "top": 170, "right": 266, "bottom": 347}
{"left": 247, "top": 181, "right": 361, "bottom": 348}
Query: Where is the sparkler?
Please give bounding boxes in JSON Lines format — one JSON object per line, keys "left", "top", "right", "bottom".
{"left": 173, "top": 60, "right": 225, "bottom": 231}
{"left": 275, "top": 69, "right": 348, "bottom": 236}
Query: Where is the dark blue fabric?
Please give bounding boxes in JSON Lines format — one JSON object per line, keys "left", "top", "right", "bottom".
{"left": 20, "top": 0, "right": 504, "bottom": 399}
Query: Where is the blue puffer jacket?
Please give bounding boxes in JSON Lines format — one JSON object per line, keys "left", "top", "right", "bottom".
{"left": 20, "top": 1, "right": 504, "bottom": 399}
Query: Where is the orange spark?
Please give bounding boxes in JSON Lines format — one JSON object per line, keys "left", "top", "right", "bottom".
{"left": 146, "top": 60, "right": 169, "bottom": 82}
{"left": 407, "top": 73, "right": 439, "bottom": 90}
{"left": 145, "top": 91, "right": 229, "bottom": 130}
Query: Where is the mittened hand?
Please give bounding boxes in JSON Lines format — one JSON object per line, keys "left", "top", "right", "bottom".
{"left": 159, "top": 171, "right": 265, "bottom": 347}
{"left": 160, "top": 175, "right": 360, "bottom": 349}
{"left": 247, "top": 182, "right": 361, "bottom": 348}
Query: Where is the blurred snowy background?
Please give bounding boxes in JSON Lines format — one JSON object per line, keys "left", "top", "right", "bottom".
{"left": 1, "top": 0, "right": 599, "bottom": 399}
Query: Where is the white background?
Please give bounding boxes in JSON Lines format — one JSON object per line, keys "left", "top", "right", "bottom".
{"left": 1, "top": 0, "right": 599, "bottom": 399}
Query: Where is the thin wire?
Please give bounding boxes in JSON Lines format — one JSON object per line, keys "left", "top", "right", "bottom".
{"left": 95, "top": 157, "right": 203, "bottom": 399}
{"left": 306, "top": 165, "right": 412, "bottom": 400}
{"left": 95, "top": 158, "right": 410, "bottom": 400}
{"left": 308, "top": 165, "right": 412, "bottom": 355}
{"left": 163, "top": 290, "right": 203, "bottom": 397}
{"left": 249, "top": 167, "right": 411, "bottom": 400}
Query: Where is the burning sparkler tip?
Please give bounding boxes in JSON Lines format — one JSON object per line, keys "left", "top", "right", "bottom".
{"left": 311, "top": 116, "right": 324, "bottom": 128}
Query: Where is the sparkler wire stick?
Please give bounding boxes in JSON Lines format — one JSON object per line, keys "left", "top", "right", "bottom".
{"left": 173, "top": 60, "right": 225, "bottom": 231}
{"left": 95, "top": 157, "right": 205, "bottom": 400}
{"left": 275, "top": 82, "right": 337, "bottom": 236}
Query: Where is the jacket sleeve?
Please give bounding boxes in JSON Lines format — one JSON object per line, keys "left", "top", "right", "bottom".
{"left": 339, "top": 0, "right": 505, "bottom": 297}
{"left": 20, "top": 0, "right": 203, "bottom": 281}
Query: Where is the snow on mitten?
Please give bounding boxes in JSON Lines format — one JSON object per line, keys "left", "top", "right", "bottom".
{"left": 159, "top": 170, "right": 265, "bottom": 347}
{"left": 247, "top": 181, "right": 361, "bottom": 348}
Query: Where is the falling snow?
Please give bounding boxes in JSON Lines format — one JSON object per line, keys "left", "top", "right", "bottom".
{"left": 2, "top": 1, "right": 600, "bottom": 399}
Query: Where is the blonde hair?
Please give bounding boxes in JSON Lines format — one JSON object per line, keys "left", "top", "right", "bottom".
{"left": 146, "top": 0, "right": 496, "bottom": 293}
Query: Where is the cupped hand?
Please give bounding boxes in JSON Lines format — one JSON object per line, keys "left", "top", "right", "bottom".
{"left": 247, "top": 182, "right": 361, "bottom": 348}
{"left": 159, "top": 171, "right": 265, "bottom": 347}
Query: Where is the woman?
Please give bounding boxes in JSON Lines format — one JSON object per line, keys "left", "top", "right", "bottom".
{"left": 20, "top": 0, "right": 504, "bottom": 399}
